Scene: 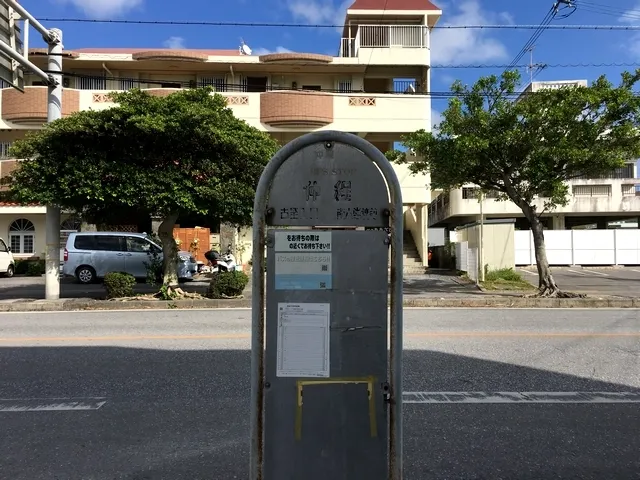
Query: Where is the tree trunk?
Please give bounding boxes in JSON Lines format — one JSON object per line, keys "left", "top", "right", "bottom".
{"left": 157, "top": 213, "right": 179, "bottom": 287}
{"left": 522, "top": 206, "right": 561, "bottom": 296}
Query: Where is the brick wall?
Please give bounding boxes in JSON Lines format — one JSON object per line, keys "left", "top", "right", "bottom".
{"left": 2, "top": 87, "right": 80, "bottom": 123}
{"left": 260, "top": 91, "right": 333, "bottom": 126}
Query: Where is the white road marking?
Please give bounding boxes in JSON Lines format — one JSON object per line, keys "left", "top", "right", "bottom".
{"left": 519, "top": 269, "right": 537, "bottom": 276}
{"left": 630, "top": 269, "right": 640, "bottom": 274}
{"left": 402, "top": 391, "right": 640, "bottom": 404}
{"left": 582, "top": 269, "right": 609, "bottom": 277}
{"left": 0, "top": 397, "right": 107, "bottom": 412}
{"left": 567, "top": 269, "right": 589, "bottom": 276}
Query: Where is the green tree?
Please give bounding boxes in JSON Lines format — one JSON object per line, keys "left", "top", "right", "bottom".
{"left": 390, "top": 70, "right": 640, "bottom": 297}
{"left": 9, "top": 88, "right": 279, "bottom": 286}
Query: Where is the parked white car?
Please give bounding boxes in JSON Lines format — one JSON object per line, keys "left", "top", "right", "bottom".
{"left": 0, "top": 237, "right": 15, "bottom": 277}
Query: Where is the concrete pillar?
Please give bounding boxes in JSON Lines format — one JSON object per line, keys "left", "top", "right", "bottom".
{"left": 219, "top": 223, "right": 238, "bottom": 254}
{"left": 151, "top": 216, "right": 163, "bottom": 235}
{"left": 552, "top": 214, "right": 565, "bottom": 230}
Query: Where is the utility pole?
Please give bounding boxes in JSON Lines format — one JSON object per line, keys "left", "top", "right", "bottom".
{"left": 46, "top": 28, "right": 63, "bottom": 300}
{"left": 1, "top": 0, "right": 62, "bottom": 300}
{"left": 478, "top": 190, "right": 485, "bottom": 284}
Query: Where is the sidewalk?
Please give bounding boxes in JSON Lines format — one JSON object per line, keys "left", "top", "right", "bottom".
{"left": 0, "top": 272, "right": 637, "bottom": 311}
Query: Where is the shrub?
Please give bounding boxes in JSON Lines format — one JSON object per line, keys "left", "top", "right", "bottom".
{"left": 143, "top": 251, "right": 163, "bottom": 286}
{"left": 207, "top": 270, "right": 249, "bottom": 299}
{"left": 484, "top": 268, "right": 523, "bottom": 282}
{"left": 26, "top": 261, "right": 44, "bottom": 276}
{"left": 15, "top": 259, "right": 45, "bottom": 275}
{"left": 103, "top": 272, "right": 136, "bottom": 299}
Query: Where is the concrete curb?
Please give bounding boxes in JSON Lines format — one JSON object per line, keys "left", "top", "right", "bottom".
{"left": 0, "top": 296, "right": 639, "bottom": 312}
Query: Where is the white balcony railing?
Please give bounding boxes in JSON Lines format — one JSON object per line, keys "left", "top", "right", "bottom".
{"left": 339, "top": 24, "right": 429, "bottom": 57}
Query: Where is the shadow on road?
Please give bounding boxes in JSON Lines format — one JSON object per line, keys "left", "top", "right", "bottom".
{"left": 0, "top": 346, "right": 638, "bottom": 479}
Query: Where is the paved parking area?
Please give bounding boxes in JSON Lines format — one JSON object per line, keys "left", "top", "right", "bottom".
{"left": 518, "top": 266, "right": 640, "bottom": 297}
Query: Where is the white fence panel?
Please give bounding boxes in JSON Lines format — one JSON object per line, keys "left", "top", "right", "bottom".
{"left": 573, "top": 230, "right": 615, "bottom": 265}
{"left": 514, "top": 230, "right": 533, "bottom": 265}
{"left": 515, "top": 229, "right": 640, "bottom": 266}
{"left": 615, "top": 229, "right": 640, "bottom": 265}
{"left": 544, "top": 230, "right": 573, "bottom": 265}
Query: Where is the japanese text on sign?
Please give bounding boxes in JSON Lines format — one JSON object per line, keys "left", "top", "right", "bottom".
{"left": 275, "top": 231, "right": 332, "bottom": 252}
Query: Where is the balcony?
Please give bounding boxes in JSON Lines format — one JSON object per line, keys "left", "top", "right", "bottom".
{"left": 82, "top": 88, "right": 429, "bottom": 133}
{"left": 0, "top": 85, "right": 430, "bottom": 134}
{"left": 260, "top": 91, "right": 333, "bottom": 127}
{"left": 428, "top": 179, "right": 640, "bottom": 227}
{"left": 339, "top": 25, "right": 430, "bottom": 65}
{"left": 0, "top": 87, "right": 80, "bottom": 125}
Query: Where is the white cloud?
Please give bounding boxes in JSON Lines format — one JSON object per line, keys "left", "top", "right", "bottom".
{"left": 286, "top": 0, "right": 351, "bottom": 32}
{"left": 253, "top": 46, "right": 293, "bottom": 55}
{"left": 618, "top": 2, "right": 640, "bottom": 23}
{"left": 431, "top": 0, "right": 510, "bottom": 65}
{"left": 619, "top": 3, "right": 640, "bottom": 57}
{"left": 163, "top": 36, "right": 186, "bottom": 49}
{"left": 55, "top": 0, "right": 142, "bottom": 19}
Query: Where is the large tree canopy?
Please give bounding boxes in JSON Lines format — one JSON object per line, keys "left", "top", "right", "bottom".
{"left": 391, "top": 70, "right": 640, "bottom": 296}
{"left": 9, "top": 88, "right": 279, "bottom": 285}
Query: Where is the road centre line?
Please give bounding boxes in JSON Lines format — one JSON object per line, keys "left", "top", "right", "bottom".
{"left": 403, "top": 391, "right": 640, "bottom": 404}
{"left": 4, "top": 393, "right": 639, "bottom": 411}
{"left": 0, "top": 397, "right": 107, "bottom": 412}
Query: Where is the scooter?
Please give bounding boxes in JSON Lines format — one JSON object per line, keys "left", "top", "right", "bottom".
{"left": 204, "top": 245, "right": 237, "bottom": 272}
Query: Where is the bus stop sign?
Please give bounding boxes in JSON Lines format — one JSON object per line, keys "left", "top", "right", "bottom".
{"left": 250, "top": 131, "right": 404, "bottom": 479}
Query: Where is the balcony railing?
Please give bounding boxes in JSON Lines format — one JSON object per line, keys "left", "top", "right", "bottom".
{"left": 572, "top": 164, "right": 635, "bottom": 180}
{"left": 339, "top": 24, "right": 429, "bottom": 57}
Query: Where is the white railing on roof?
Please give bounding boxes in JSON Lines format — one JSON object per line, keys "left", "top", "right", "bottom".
{"left": 339, "top": 24, "right": 429, "bottom": 56}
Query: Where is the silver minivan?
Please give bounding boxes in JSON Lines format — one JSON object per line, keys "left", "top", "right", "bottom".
{"left": 63, "top": 232, "right": 198, "bottom": 284}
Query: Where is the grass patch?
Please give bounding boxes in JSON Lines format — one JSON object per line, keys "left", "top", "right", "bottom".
{"left": 481, "top": 268, "right": 535, "bottom": 291}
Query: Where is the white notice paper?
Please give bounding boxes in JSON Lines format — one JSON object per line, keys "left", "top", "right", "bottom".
{"left": 276, "top": 303, "right": 330, "bottom": 378}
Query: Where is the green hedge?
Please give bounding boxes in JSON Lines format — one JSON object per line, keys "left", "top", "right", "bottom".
{"left": 207, "top": 271, "right": 249, "bottom": 299}
{"left": 15, "top": 259, "right": 45, "bottom": 276}
{"left": 103, "top": 272, "right": 136, "bottom": 299}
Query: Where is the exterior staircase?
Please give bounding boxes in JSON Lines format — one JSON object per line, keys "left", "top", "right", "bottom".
{"left": 403, "top": 231, "right": 426, "bottom": 274}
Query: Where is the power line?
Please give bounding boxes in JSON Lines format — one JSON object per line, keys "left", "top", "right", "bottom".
{"left": 35, "top": 18, "right": 640, "bottom": 30}
{"left": 575, "top": 1, "right": 640, "bottom": 21}
{"left": 506, "top": 6, "right": 555, "bottom": 70}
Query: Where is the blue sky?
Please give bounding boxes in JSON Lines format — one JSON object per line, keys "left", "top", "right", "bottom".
{"left": 26, "top": 0, "right": 640, "bottom": 119}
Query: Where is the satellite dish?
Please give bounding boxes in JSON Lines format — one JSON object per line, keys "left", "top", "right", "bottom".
{"left": 239, "top": 38, "right": 252, "bottom": 55}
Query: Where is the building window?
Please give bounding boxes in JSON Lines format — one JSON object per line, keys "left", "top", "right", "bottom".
{"left": 9, "top": 218, "right": 35, "bottom": 254}
{"left": 0, "top": 142, "right": 11, "bottom": 158}
{"left": 572, "top": 184, "right": 612, "bottom": 197}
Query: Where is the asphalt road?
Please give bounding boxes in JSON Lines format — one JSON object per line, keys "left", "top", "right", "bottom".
{"left": 1, "top": 309, "right": 639, "bottom": 479}
{"left": 518, "top": 266, "right": 640, "bottom": 297}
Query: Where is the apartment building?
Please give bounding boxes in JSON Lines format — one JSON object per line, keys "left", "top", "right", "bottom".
{"left": 428, "top": 79, "right": 640, "bottom": 232}
{"left": 0, "top": 0, "right": 441, "bottom": 268}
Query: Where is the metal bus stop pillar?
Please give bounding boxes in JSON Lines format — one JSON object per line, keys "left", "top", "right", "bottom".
{"left": 250, "top": 131, "right": 404, "bottom": 479}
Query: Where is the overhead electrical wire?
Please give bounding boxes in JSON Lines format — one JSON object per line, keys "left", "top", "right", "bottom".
{"left": 35, "top": 17, "right": 640, "bottom": 30}
{"left": 574, "top": 1, "right": 640, "bottom": 21}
